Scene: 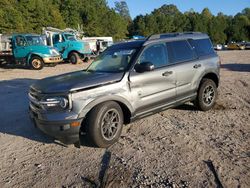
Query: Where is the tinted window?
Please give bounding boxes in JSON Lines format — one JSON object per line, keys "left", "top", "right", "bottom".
{"left": 53, "top": 34, "right": 60, "bottom": 44}
{"left": 139, "top": 43, "right": 168, "bottom": 68}
{"left": 189, "top": 38, "right": 215, "bottom": 57}
{"left": 16, "top": 36, "right": 27, "bottom": 46}
{"left": 166, "top": 40, "right": 195, "bottom": 63}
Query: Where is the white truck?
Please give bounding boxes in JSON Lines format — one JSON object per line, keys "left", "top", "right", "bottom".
{"left": 81, "top": 37, "right": 113, "bottom": 56}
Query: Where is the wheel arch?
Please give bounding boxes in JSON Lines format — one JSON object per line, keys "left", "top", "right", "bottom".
{"left": 198, "top": 72, "right": 219, "bottom": 89}
{"left": 68, "top": 50, "right": 81, "bottom": 59}
{"left": 27, "top": 53, "right": 44, "bottom": 64}
{"left": 78, "top": 96, "right": 134, "bottom": 125}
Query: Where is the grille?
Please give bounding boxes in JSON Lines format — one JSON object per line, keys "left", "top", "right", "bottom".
{"left": 29, "top": 87, "right": 44, "bottom": 111}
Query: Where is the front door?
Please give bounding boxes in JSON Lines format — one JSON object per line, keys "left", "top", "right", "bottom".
{"left": 53, "top": 34, "right": 68, "bottom": 58}
{"left": 13, "top": 35, "right": 29, "bottom": 59}
{"left": 129, "top": 43, "right": 176, "bottom": 115}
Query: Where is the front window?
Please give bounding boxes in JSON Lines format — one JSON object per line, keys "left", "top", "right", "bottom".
{"left": 138, "top": 43, "right": 169, "bottom": 68}
{"left": 87, "top": 48, "right": 136, "bottom": 73}
{"left": 25, "top": 36, "right": 45, "bottom": 46}
{"left": 64, "top": 34, "right": 77, "bottom": 41}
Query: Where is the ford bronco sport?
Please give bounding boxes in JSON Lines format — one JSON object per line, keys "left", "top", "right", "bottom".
{"left": 29, "top": 32, "right": 220, "bottom": 148}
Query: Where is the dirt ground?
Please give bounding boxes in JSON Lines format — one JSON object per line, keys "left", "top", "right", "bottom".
{"left": 0, "top": 51, "right": 249, "bottom": 188}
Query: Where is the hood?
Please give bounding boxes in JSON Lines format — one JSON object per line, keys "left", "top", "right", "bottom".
{"left": 70, "top": 40, "right": 91, "bottom": 53}
{"left": 31, "top": 71, "right": 124, "bottom": 94}
{"left": 29, "top": 45, "right": 59, "bottom": 56}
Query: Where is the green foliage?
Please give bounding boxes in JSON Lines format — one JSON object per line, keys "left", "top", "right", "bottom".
{"left": 114, "top": 0, "right": 131, "bottom": 21}
{"left": 130, "top": 5, "right": 250, "bottom": 43}
{"left": 0, "top": 1, "right": 249, "bottom": 43}
{"left": 0, "top": 0, "right": 128, "bottom": 40}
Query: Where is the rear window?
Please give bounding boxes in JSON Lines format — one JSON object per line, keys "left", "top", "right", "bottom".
{"left": 166, "top": 40, "right": 196, "bottom": 63}
{"left": 189, "top": 38, "right": 215, "bottom": 57}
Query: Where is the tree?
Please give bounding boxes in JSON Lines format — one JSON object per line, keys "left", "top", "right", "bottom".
{"left": 114, "top": 1, "right": 131, "bottom": 20}
{"left": 0, "top": 1, "right": 249, "bottom": 43}
{"left": 209, "top": 13, "right": 228, "bottom": 44}
{"left": 231, "top": 14, "right": 250, "bottom": 41}
{"left": 0, "top": 0, "right": 24, "bottom": 33}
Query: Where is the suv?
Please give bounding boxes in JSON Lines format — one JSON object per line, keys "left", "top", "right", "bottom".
{"left": 29, "top": 32, "right": 220, "bottom": 148}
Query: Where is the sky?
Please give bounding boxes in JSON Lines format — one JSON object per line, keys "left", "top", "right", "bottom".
{"left": 107, "top": 0, "right": 250, "bottom": 18}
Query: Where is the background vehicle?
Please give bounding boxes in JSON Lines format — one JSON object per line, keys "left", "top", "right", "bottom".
{"left": 29, "top": 32, "right": 220, "bottom": 148}
{"left": 82, "top": 37, "right": 113, "bottom": 56}
{"left": 43, "top": 27, "right": 92, "bottom": 64}
{"left": 0, "top": 34, "right": 62, "bottom": 70}
{"left": 214, "top": 44, "right": 223, "bottom": 50}
{"left": 227, "top": 42, "right": 245, "bottom": 50}
{"left": 244, "top": 42, "right": 250, "bottom": 50}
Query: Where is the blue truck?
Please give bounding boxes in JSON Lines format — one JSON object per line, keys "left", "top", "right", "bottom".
{"left": 0, "top": 34, "right": 62, "bottom": 70}
{"left": 43, "top": 27, "right": 92, "bottom": 64}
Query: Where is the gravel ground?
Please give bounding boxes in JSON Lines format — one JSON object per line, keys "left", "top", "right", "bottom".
{"left": 0, "top": 51, "right": 249, "bottom": 188}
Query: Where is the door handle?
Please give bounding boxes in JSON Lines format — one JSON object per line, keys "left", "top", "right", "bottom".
{"left": 193, "top": 64, "right": 201, "bottom": 69}
{"left": 162, "top": 71, "right": 173, "bottom": 76}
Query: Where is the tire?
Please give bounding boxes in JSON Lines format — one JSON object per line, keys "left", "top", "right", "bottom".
{"left": 30, "top": 56, "right": 44, "bottom": 70}
{"left": 195, "top": 78, "right": 218, "bottom": 111}
{"left": 69, "top": 52, "right": 81, "bottom": 64}
{"left": 83, "top": 57, "right": 89, "bottom": 63}
{"left": 86, "top": 101, "right": 124, "bottom": 148}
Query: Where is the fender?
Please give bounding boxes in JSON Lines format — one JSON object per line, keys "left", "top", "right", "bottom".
{"left": 196, "top": 70, "right": 220, "bottom": 90}
{"left": 77, "top": 94, "right": 134, "bottom": 119}
{"left": 26, "top": 52, "right": 45, "bottom": 65}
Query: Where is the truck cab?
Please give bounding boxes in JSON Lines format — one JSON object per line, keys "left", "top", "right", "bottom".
{"left": 0, "top": 34, "right": 62, "bottom": 70}
{"left": 45, "top": 31, "right": 92, "bottom": 64}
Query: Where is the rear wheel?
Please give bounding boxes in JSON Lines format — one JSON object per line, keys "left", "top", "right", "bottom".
{"left": 195, "top": 78, "right": 218, "bottom": 111}
{"left": 30, "top": 56, "right": 44, "bottom": 70}
{"left": 69, "top": 52, "right": 81, "bottom": 64}
{"left": 86, "top": 101, "right": 124, "bottom": 148}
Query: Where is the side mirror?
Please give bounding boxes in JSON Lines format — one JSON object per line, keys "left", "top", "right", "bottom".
{"left": 134, "top": 62, "right": 154, "bottom": 73}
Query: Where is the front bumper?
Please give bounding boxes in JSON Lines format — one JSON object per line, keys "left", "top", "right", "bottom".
{"left": 43, "top": 56, "right": 63, "bottom": 64}
{"left": 29, "top": 109, "right": 82, "bottom": 144}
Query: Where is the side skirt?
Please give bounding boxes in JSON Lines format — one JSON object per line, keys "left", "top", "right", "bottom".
{"left": 130, "top": 93, "right": 197, "bottom": 122}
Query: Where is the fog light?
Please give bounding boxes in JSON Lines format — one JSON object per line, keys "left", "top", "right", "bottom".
{"left": 70, "top": 121, "right": 80, "bottom": 127}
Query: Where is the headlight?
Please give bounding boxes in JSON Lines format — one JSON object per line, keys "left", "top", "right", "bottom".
{"left": 50, "top": 49, "right": 60, "bottom": 56}
{"left": 40, "top": 96, "right": 69, "bottom": 110}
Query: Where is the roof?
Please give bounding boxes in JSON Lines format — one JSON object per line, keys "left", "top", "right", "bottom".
{"left": 110, "top": 32, "right": 210, "bottom": 49}
{"left": 12, "top": 34, "right": 41, "bottom": 37}
{"left": 144, "top": 32, "right": 209, "bottom": 45}
{"left": 111, "top": 40, "right": 145, "bottom": 49}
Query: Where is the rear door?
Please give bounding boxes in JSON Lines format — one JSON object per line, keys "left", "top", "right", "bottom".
{"left": 129, "top": 43, "right": 177, "bottom": 115}
{"left": 166, "top": 40, "right": 199, "bottom": 100}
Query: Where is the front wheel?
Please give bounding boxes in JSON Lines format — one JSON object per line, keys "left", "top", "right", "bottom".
{"left": 86, "top": 101, "right": 124, "bottom": 148}
{"left": 195, "top": 78, "right": 218, "bottom": 111}
{"left": 69, "top": 52, "right": 81, "bottom": 64}
{"left": 30, "top": 56, "right": 44, "bottom": 70}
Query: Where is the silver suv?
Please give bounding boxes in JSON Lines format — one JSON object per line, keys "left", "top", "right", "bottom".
{"left": 29, "top": 32, "right": 220, "bottom": 148}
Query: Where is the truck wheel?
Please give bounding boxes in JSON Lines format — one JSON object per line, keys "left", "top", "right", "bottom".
{"left": 86, "top": 101, "right": 124, "bottom": 148}
{"left": 195, "top": 78, "right": 218, "bottom": 111}
{"left": 69, "top": 52, "right": 81, "bottom": 64}
{"left": 30, "top": 56, "right": 44, "bottom": 70}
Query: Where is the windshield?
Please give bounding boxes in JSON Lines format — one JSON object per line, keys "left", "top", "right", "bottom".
{"left": 64, "top": 34, "right": 77, "bottom": 41}
{"left": 87, "top": 48, "right": 136, "bottom": 73}
{"left": 25, "top": 36, "right": 45, "bottom": 46}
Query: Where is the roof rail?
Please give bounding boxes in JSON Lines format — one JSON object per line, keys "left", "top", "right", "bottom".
{"left": 147, "top": 32, "right": 203, "bottom": 41}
